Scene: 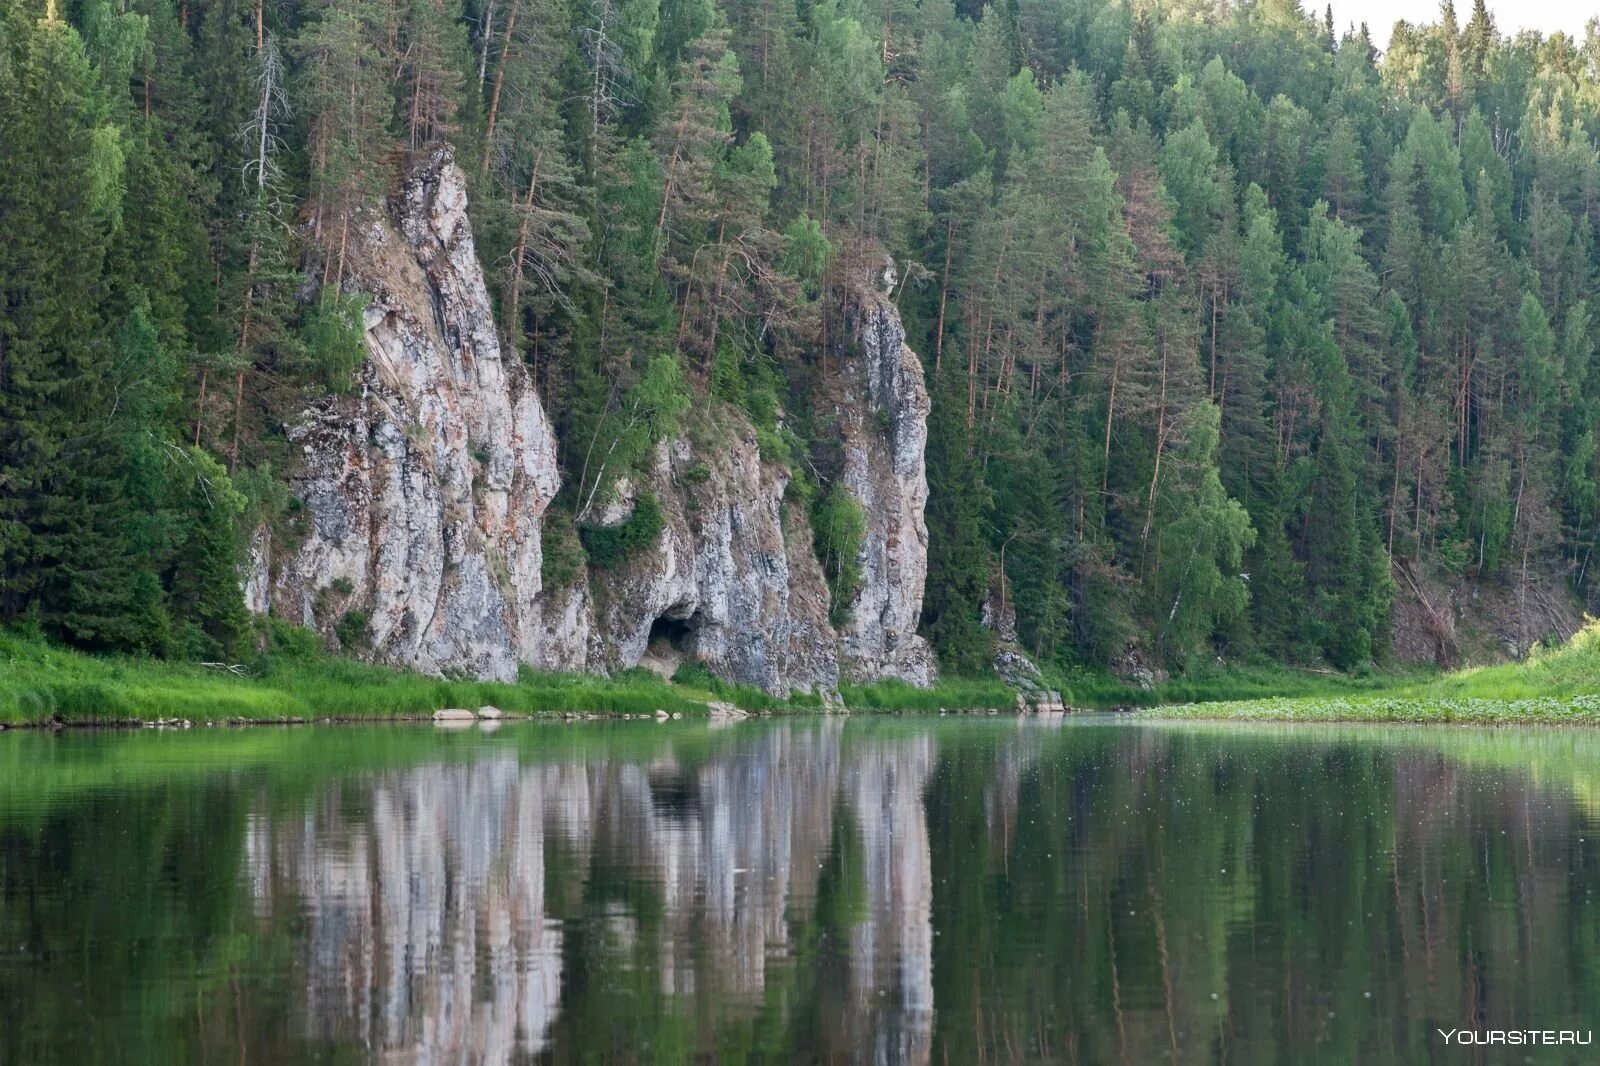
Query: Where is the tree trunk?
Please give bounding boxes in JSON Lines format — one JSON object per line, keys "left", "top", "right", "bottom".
{"left": 476, "top": 0, "right": 496, "bottom": 90}
{"left": 504, "top": 149, "right": 544, "bottom": 339}
{"left": 655, "top": 103, "right": 693, "bottom": 241}
{"left": 229, "top": 370, "right": 246, "bottom": 472}
{"left": 934, "top": 216, "right": 954, "bottom": 374}
{"left": 1208, "top": 281, "right": 1220, "bottom": 399}
{"left": 194, "top": 366, "right": 208, "bottom": 447}
{"left": 1414, "top": 448, "right": 1424, "bottom": 544}
{"left": 1141, "top": 337, "right": 1170, "bottom": 556}
{"left": 333, "top": 176, "right": 352, "bottom": 286}
{"left": 1388, "top": 431, "right": 1403, "bottom": 555}
{"left": 704, "top": 243, "right": 732, "bottom": 363}
{"left": 1102, "top": 356, "right": 1120, "bottom": 496}
{"left": 480, "top": 0, "right": 522, "bottom": 177}
{"left": 975, "top": 226, "right": 1011, "bottom": 424}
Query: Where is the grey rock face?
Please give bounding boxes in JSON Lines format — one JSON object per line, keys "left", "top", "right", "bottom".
{"left": 572, "top": 282, "right": 939, "bottom": 693}
{"left": 254, "top": 147, "right": 560, "bottom": 682}
{"left": 253, "top": 153, "right": 935, "bottom": 694}
{"left": 579, "top": 425, "right": 842, "bottom": 694}
{"left": 833, "top": 285, "right": 938, "bottom": 686}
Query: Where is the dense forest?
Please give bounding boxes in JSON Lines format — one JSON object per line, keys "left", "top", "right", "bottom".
{"left": 5, "top": 0, "right": 1600, "bottom": 679}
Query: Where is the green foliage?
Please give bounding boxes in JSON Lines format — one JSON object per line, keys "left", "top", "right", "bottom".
{"left": 1149, "top": 405, "right": 1255, "bottom": 670}
{"left": 0, "top": 626, "right": 717, "bottom": 723}
{"left": 333, "top": 609, "right": 371, "bottom": 650}
{"left": 578, "top": 354, "right": 691, "bottom": 510}
{"left": 709, "top": 343, "right": 746, "bottom": 405}
{"left": 811, "top": 483, "right": 866, "bottom": 626}
{"left": 539, "top": 507, "right": 588, "bottom": 590}
{"left": 920, "top": 366, "right": 994, "bottom": 675}
{"left": 300, "top": 290, "right": 370, "bottom": 393}
{"left": 579, "top": 492, "right": 665, "bottom": 569}
{"left": 9, "top": 0, "right": 1600, "bottom": 693}
{"left": 164, "top": 450, "right": 251, "bottom": 659}
{"left": 669, "top": 660, "right": 824, "bottom": 710}
{"left": 781, "top": 216, "right": 830, "bottom": 286}
{"left": 1148, "top": 622, "right": 1600, "bottom": 722}
{"left": 839, "top": 677, "right": 1017, "bottom": 711}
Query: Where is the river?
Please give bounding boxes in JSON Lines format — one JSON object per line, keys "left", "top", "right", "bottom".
{"left": 2, "top": 716, "right": 1597, "bottom": 1062}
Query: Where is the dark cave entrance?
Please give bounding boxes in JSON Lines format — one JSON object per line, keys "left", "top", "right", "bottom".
{"left": 648, "top": 612, "right": 697, "bottom": 653}
{"left": 641, "top": 606, "right": 702, "bottom": 679}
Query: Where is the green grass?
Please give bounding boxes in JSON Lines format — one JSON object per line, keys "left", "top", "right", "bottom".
{"left": 669, "top": 661, "right": 825, "bottom": 711}
{"left": 1144, "top": 622, "right": 1600, "bottom": 725}
{"left": 0, "top": 627, "right": 1014, "bottom": 725}
{"left": 0, "top": 629, "right": 713, "bottom": 725}
{"left": 1392, "top": 623, "right": 1600, "bottom": 701}
{"left": 20, "top": 617, "right": 1596, "bottom": 729}
{"left": 1037, "top": 660, "right": 1409, "bottom": 709}
{"left": 1143, "top": 693, "right": 1600, "bottom": 725}
{"left": 0, "top": 634, "right": 304, "bottom": 724}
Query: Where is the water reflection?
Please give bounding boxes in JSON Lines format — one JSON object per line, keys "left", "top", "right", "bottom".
{"left": 246, "top": 758, "right": 571, "bottom": 1060}
{"left": 242, "top": 722, "right": 942, "bottom": 1063}
{"left": 2, "top": 719, "right": 1598, "bottom": 1064}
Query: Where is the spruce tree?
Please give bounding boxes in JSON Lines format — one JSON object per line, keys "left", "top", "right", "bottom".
{"left": 0, "top": 9, "right": 143, "bottom": 647}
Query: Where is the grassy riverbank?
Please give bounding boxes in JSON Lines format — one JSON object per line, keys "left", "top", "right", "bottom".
{"left": 9, "top": 620, "right": 1599, "bottom": 728}
{"left": 1145, "top": 623, "right": 1600, "bottom": 725}
{"left": 0, "top": 627, "right": 1027, "bottom": 726}
{"left": 0, "top": 630, "right": 708, "bottom": 724}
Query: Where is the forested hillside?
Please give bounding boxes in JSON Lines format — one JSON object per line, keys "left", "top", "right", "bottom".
{"left": 4, "top": 0, "right": 1600, "bottom": 679}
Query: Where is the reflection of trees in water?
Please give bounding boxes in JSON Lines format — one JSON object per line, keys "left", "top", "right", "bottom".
{"left": 7, "top": 723, "right": 1600, "bottom": 1064}
{"left": 925, "top": 727, "right": 1600, "bottom": 1065}
{"left": 245, "top": 722, "right": 946, "bottom": 1064}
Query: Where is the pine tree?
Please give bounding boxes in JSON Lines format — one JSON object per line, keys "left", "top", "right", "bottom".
{"left": 0, "top": 9, "right": 145, "bottom": 646}
{"left": 921, "top": 360, "right": 994, "bottom": 673}
{"left": 297, "top": 0, "right": 393, "bottom": 284}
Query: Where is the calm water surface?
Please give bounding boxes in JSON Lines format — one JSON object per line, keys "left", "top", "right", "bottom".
{"left": 2, "top": 716, "right": 1598, "bottom": 1063}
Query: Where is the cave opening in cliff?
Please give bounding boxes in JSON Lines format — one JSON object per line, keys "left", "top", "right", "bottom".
{"left": 640, "top": 609, "right": 703, "bottom": 680}
{"left": 648, "top": 612, "right": 697, "bottom": 652}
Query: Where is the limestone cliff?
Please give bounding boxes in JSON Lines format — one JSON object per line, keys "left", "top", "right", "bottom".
{"left": 831, "top": 276, "right": 938, "bottom": 685}
{"left": 253, "top": 152, "right": 936, "bottom": 694}
{"left": 555, "top": 268, "right": 938, "bottom": 693}
{"left": 564, "top": 423, "right": 842, "bottom": 693}
{"left": 252, "top": 147, "right": 560, "bottom": 682}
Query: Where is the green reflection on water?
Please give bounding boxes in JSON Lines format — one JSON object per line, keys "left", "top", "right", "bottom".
{"left": 2, "top": 718, "right": 1597, "bottom": 1064}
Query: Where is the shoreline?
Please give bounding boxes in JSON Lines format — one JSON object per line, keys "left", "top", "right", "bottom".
{"left": 15, "top": 695, "right": 1600, "bottom": 731}
{"left": 0, "top": 703, "right": 1065, "bottom": 731}
{"left": 12, "top": 689, "right": 1600, "bottom": 730}
{"left": 1141, "top": 694, "right": 1600, "bottom": 726}
{"left": 11, "top": 623, "right": 1600, "bottom": 730}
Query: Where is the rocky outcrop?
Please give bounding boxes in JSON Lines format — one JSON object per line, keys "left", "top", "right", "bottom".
{"left": 253, "top": 153, "right": 936, "bottom": 694}
{"left": 253, "top": 147, "right": 560, "bottom": 682}
{"left": 561, "top": 268, "right": 939, "bottom": 694}
{"left": 1389, "top": 557, "right": 1584, "bottom": 667}
{"left": 831, "top": 272, "right": 938, "bottom": 685}
{"left": 981, "top": 581, "right": 1065, "bottom": 711}
{"left": 573, "top": 422, "right": 842, "bottom": 693}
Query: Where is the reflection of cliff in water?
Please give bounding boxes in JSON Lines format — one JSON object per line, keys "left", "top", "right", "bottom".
{"left": 243, "top": 722, "right": 960, "bottom": 1064}
{"left": 244, "top": 758, "right": 577, "bottom": 1062}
